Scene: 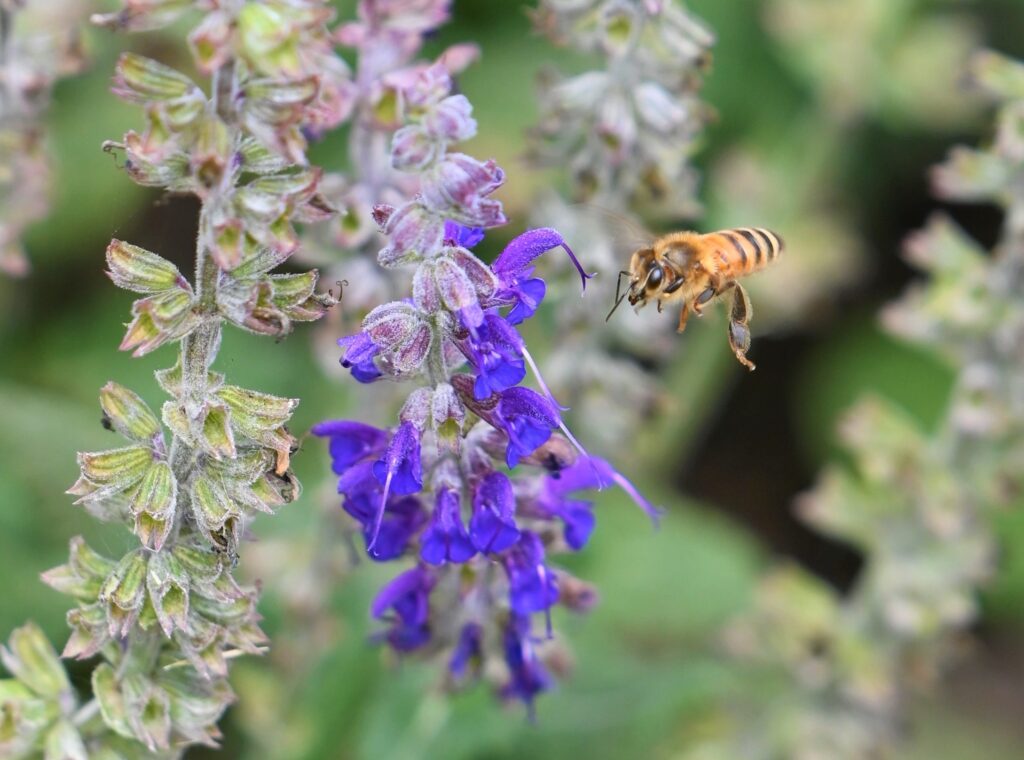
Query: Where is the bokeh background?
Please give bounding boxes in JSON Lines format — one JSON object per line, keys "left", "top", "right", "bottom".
{"left": 3, "top": 0, "right": 1024, "bottom": 757}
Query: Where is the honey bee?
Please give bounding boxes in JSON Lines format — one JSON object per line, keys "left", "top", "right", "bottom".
{"left": 606, "top": 227, "right": 784, "bottom": 371}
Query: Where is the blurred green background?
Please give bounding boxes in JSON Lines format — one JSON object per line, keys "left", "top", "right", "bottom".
{"left": 4, "top": 0, "right": 1024, "bottom": 757}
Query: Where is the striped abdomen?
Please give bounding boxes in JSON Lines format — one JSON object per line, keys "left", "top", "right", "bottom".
{"left": 707, "top": 227, "right": 783, "bottom": 278}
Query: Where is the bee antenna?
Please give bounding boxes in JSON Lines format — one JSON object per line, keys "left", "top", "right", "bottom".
{"left": 606, "top": 270, "right": 630, "bottom": 322}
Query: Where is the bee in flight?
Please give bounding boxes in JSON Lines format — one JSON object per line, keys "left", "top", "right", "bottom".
{"left": 606, "top": 227, "right": 784, "bottom": 371}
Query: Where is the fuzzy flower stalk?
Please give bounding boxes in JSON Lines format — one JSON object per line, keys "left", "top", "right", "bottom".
{"left": 307, "top": 0, "right": 476, "bottom": 315}
{"left": 528, "top": 0, "right": 715, "bottom": 449}
{"left": 0, "top": 2, "right": 346, "bottom": 756}
{"left": 316, "top": 62, "right": 657, "bottom": 712}
{"left": 683, "top": 50, "right": 1024, "bottom": 759}
{"left": 0, "top": 0, "right": 88, "bottom": 276}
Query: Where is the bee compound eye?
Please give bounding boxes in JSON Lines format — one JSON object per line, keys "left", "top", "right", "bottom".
{"left": 647, "top": 266, "right": 663, "bottom": 289}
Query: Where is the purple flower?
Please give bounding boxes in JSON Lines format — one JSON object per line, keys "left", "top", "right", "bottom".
{"left": 420, "top": 487, "right": 477, "bottom": 565}
{"left": 535, "top": 456, "right": 662, "bottom": 549}
{"left": 311, "top": 420, "right": 388, "bottom": 474}
{"left": 505, "top": 278, "right": 546, "bottom": 326}
{"left": 495, "top": 387, "right": 561, "bottom": 468}
{"left": 371, "top": 566, "right": 435, "bottom": 651}
{"left": 348, "top": 493, "right": 426, "bottom": 562}
{"left": 370, "top": 421, "right": 423, "bottom": 550}
{"left": 337, "top": 331, "right": 383, "bottom": 383}
{"left": 470, "top": 471, "right": 520, "bottom": 554}
{"left": 492, "top": 228, "right": 594, "bottom": 323}
{"left": 449, "top": 622, "right": 483, "bottom": 678}
{"left": 504, "top": 532, "right": 559, "bottom": 615}
{"left": 444, "top": 220, "right": 484, "bottom": 249}
{"left": 463, "top": 313, "right": 526, "bottom": 400}
{"left": 501, "top": 614, "right": 552, "bottom": 715}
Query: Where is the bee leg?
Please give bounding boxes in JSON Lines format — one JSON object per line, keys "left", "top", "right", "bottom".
{"left": 728, "top": 283, "right": 756, "bottom": 371}
{"left": 677, "top": 303, "right": 690, "bottom": 333}
{"left": 692, "top": 287, "right": 715, "bottom": 317}
{"left": 692, "top": 273, "right": 724, "bottom": 316}
{"left": 657, "top": 299, "right": 663, "bottom": 313}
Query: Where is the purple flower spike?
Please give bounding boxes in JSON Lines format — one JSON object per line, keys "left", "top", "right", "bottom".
{"left": 421, "top": 487, "right": 477, "bottom": 565}
{"left": 504, "top": 532, "right": 559, "bottom": 615}
{"left": 372, "top": 566, "right": 435, "bottom": 651}
{"left": 501, "top": 614, "right": 552, "bottom": 717}
{"left": 496, "top": 387, "right": 561, "bottom": 468}
{"left": 470, "top": 471, "right": 520, "bottom": 554}
{"left": 444, "top": 220, "right": 484, "bottom": 249}
{"left": 464, "top": 313, "right": 526, "bottom": 400}
{"left": 311, "top": 420, "right": 388, "bottom": 474}
{"left": 449, "top": 622, "right": 483, "bottom": 678}
{"left": 493, "top": 228, "right": 595, "bottom": 297}
{"left": 338, "top": 332, "right": 383, "bottom": 383}
{"left": 370, "top": 422, "right": 423, "bottom": 550}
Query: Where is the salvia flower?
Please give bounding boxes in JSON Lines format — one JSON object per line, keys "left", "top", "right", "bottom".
{"left": 317, "top": 55, "right": 657, "bottom": 713}
{"left": 421, "top": 487, "right": 476, "bottom": 565}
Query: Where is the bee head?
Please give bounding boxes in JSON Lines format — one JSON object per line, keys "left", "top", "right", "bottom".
{"left": 628, "top": 262, "right": 665, "bottom": 306}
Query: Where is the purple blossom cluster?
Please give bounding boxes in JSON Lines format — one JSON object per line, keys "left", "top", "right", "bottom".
{"left": 315, "top": 62, "right": 656, "bottom": 710}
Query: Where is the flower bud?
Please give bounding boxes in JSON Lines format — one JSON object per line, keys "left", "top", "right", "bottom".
{"left": 68, "top": 445, "right": 154, "bottom": 504}
{"left": 99, "top": 551, "right": 148, "bottom": 637}
{"left": 130, "top": 461, "right": 178, "bottom": 551}
{"left": 377, "top": 202, "right": 445, "bottom": 268}
{"left": 0, "top": 622, "right": 71, "bottom": 699}
{"left": 363, "top": 301, "right": 426, "bottom": 351}
{"left": 392, "top": 125, "right": 442, "bottom": 171}
{"left": 63, "top": 605, "right": 108, "bottom": 659}
{"left": 404, "top": 63, "right": 453, "bottom": 110}
{"left": 432, "top": 382, "right": 466, "bottom": 455}
{"left": 400, "top": 388, "right": 433, "bottom": 431}
{"left": 191, "top": 115, "right": 232, "bottom": 190}
{"left": 146, "top": 553, "right": 190, "bottom": 636}
{"left": 112, "top": 53, "right": 198, "bottom": 102}
{"left": 119, "top": 288, "right": 199, "bottom": 357}
{"left": 188, "top": 10, "right": 232, "bottom": 74}
{"left": 106, "top": 240, "right": 188, "bottom": 294}
{"left": 99, "top": 382, "right": 162, "bottom": 443}
{"left": 190, "top": 475, "right": 239, "bottom": 540}
{"left": 198, "top": 401, "right": 236, "bottom": 460}
{"left": 420, "top": 154, "right": 506, "bottom": 227}
{"left": 413, "top": 262, "right": 442, "bottom": 313}
{"left": 216, "top": 384, "right": 297, "bottom": 466}
{"left": 238, "top": 3, "right": 301, "bottom": 78}
{"left": 422, "top": 94, "right": 477, "bottom": 142}
{"left": 434, "top": 256, "right": 480, "bottom": 320}
{"left": 41, "top": 537, "right": 114, "bottom": 602}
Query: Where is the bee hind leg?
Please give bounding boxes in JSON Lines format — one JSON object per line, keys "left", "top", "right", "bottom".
{"left": 727, "top": 283, "right": 756, "bottom": 371}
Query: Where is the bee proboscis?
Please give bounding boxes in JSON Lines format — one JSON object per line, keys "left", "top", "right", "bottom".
{"left": 606, "top": 227, "right": 784, "bottom": 371}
